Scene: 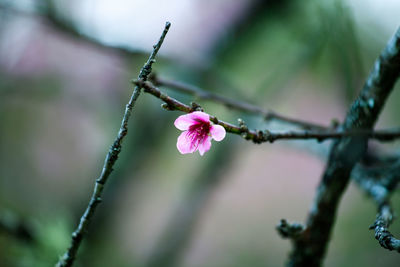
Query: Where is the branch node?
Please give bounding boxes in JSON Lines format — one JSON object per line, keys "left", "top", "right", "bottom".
{"left": 237, "top": 118, "right": 248, "bottom": 133}
{"left": 190, "top": 102, "right": 203, "bottom": 112}
{"left": 276, "top": 219, "right": 305, "bottom": 239}
{"left": 241, "top": 132, "right": 249, "bottom": 140}
{"left": 263, "top": 130, "right": 272, "bottom": 143}
{"left": 161, "top": 103, "right": 175, "bottom": 111}
{"left": 369, "top": 203, "right": 400, "bottom": 252}
{"left": 71, "top": 232, "right": 80, "bottom": 240}
{"left": 95, "top": 179, "right": 105, "bottom": 185}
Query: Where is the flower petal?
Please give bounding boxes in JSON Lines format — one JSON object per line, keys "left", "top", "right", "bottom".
{"left": 174, "top": 114, "right": 196, "bottom": 131}
{"left": 210, "top": 125, "right": 226, "bottom": 141}
{"left": 177, "top": 131, "right": 197, "bottom": 154}
{"left": 198, "top": 136, "right": 212, "bottom": 156}
{"left": 190, "top": 111, "right": 210, "bottom": 123}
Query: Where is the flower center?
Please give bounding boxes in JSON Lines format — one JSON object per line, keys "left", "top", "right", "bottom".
{"left": 188, "top": 120, "right": 210, "bottom": 140}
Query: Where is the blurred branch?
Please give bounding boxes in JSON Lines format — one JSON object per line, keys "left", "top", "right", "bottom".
{"left": 55, "top": 22, "right": 171, "bottom": 267}
{"left": 353, "top": 158, "right": 400, "bottom": 204}
{"left": 276, "top": 219, "right": 304, "bottom": 240}
{"left": 134, "top": 80, "right": 400, "bottom": 144}
{"left": 0, "top": 2, "right": 146, "bottom": 58}
{"left": 150, "top": 74, "right": 329, "bottom": 131}
{"left": 0, "top": 211, "right": 34, "bottom": 243}
{"left": 285, "top": 27, "right": 400, "bottom": 266}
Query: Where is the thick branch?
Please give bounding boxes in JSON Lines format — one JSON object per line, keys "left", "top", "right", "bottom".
{"left": 286, "top": 27, "right": 400, "bottom": 266}
{"left": 55, "top": 22, "right": 171, "bottom": 267}
{"left": 150, "top": 74, "right": 328, "bottom": 130}
{"left": 135, "top": 80, "right": 400, "bottom": 143}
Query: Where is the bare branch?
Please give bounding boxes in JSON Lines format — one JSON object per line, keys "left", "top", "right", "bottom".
{"left": 276, "top": 219, "right": 305, "bottom": 240}
{"left": 370, "top": 203, "right": 400, "bottom": 252}
{"left": 55, "top": 22, "right": 171, "bottom": 267}
{"left": 352, "top": 158, "right": 400, "bottom": 252}
{"left": 150, "top": 74, "right": 328, "bottom": 131}
{"left": 285, "top": 27, "right": 400, "bottom": 266}
{"left": 0, "top": 211, "right": 35, "bottom": 243}
{"left": 0, "top": 2, "right": 148, "bottom": 58}
{"left": 134, "top": 80, "right": 400, "bottom": 144}
{"left": 353, "top": 158, "right": 400, "bottom": 204}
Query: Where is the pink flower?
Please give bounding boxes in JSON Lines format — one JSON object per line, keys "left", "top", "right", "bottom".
{"left": 174, "top": 111, "right": 226, "bottom": 156}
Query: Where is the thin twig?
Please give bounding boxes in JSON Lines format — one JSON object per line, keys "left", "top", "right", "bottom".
{"left": 370, "top": 202, "right": 400, "bottom": 252}
{"left": 150, "top": 74, "right": 328, "bottom": 130}
{"left": 352, "top": 158, "right": 400, "bottom": 252}
{"left": 55, "top": 22, "right": 171, "bottom": 267}
{"left": 285, "top": 27, "right": 400, "bottom": 266}
{"left": 134, "top": 80, "right": 400, "bottom": 144}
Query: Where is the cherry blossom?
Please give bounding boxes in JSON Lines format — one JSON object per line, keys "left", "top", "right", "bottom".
{"left": 174, "top": 111, "right": 226, "bottom": 156}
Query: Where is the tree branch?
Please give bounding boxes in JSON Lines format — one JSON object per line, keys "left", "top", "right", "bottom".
{"left": 0, "top": 211, "right": 35, "bottom": 243}
{"left": 285, "top": 27, "right": 400, "bottom": 266}
{"left": 353, "top": 158, "right": 400, "bottom": 204}
{"left": 370, "top": 202, "right": 400, "bottom": 252}
{"left": 150, "top": 74, "right": 329, "bottom": 131}
{"left": 134, "top": 80, "right": 400, "bottom": 144}
{"left": 352, "top": 158, "right": 400, "bottom": 252}
{"left": 276, "top": 219, "right": 305, "bottom": 240}
{"left": 55, "top": 22, "right": 171, "bottom": 267}
{"left": 3, "top": 0, "right": 328, "bottom": 132}
{"left": 0, "top": 2, "right": 149, "bottom": 58}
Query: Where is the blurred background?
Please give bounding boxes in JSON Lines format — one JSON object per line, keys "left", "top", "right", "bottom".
{"left": 0, "top": 0, "right": 399, "bottom": 266}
